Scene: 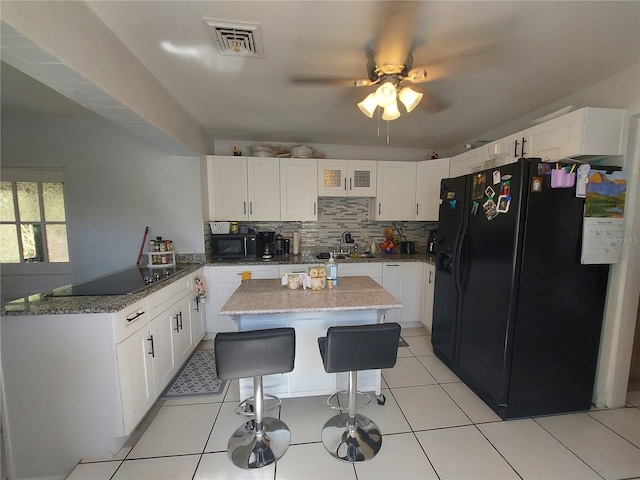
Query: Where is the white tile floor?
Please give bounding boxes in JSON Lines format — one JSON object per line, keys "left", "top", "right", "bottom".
{"left": 68, "top": 327, "right": 640, "bottom": 480}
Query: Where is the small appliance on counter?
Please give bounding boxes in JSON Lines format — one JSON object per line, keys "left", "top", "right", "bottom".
{"left": 274, "top": 233, "right": 285, "bottom": 255}
{"left": 400, "top": 241, "right": 417, "bottom": 254}
{"left": 257, "top": 231, "right": 275, "bottom": 257}
{"left": 210, "top": 233, "right": 257, "bottom": 259}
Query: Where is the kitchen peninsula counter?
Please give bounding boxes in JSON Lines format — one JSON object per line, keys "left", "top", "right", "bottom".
{"left": 220, "top": 275, "right": 402, "bottom": 316}
{"left": 1, "top": 264, "right": 202, "bottom": 316}
{"left": 221, "top": 276, "right": 401, "bottom": 400}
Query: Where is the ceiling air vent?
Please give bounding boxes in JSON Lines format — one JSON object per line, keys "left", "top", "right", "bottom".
{"left": 205, "top": 19, "right": 264, "bottom": 58}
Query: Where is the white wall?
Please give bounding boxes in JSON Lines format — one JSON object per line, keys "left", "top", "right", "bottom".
{"left": 1, "top": 111, "right": 204, "bottom": 300}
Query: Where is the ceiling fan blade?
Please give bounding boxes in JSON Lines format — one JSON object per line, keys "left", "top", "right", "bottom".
{"left": 407, "top": 39, "right": 505, "bottom": 84}
{"left": 290, "top": 77, "right": 373, "bottom": 87}
{"left": 373, "top": 1, "right": 420, "bottom": 68}
{"left": 419, "top": 89, "right": 450, "bottom": 114}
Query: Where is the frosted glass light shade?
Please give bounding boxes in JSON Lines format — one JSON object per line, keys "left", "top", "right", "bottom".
{"left": 375, "top": 81, "right": 397, "bottom": 107}
{"left": 381, "top": 101, "right": 401, "bottom": 121}
{"left": 398, "top": 87, "right": 423, "bottom": 113}
{"left": 357, "top": 93, "right": 378, "bottom": 118}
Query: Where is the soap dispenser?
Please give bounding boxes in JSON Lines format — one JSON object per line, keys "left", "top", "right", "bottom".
{"left": 326, "top": 253, "right": 338, "bottom": 286}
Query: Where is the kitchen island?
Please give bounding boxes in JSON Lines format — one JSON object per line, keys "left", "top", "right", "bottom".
{"left": 220, "top": 275, "right": 402, "bottom": 399}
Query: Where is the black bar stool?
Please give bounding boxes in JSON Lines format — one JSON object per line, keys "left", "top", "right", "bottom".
{"left": 317, "top": 322, "right": 401, "bottom": 463}
{"left": 215, "top": 327, "right": 296, "bottom": 469}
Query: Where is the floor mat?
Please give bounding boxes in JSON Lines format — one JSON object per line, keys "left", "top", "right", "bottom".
{"left": 160, "top": 350, "right": 226, "bottom": 399}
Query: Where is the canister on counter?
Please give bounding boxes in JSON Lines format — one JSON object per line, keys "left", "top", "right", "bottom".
{"left": 230, "top": 222, "right": 239, "bottom": 234}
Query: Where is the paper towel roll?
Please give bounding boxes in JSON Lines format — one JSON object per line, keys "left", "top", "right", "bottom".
{"left": 293, "top": 232, "right": 301, "bottom": 255}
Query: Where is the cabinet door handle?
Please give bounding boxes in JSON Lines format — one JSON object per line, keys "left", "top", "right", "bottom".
{"left": 521, "top": 137, "right": 527, "bottom": 157}
{"left": 250, "top": 201, "right": 253, "bottom": 215}
{"left": 514, "top": 139, "right": 519, "bottom": 157}
{"left": 349, "top": 177, "right": 352, "bottom": 191}
{"left": 243, "top": 201, "right": 247, "bottom": 215}
{"left": 174, "top": 314, "right": 180, "bottom": 332}
{"left": 344, "top": 178, "right": 347, "bottom": 191}
{"left": 178, "top": 311, "right": 183, "bottom": 331}
{"left": 386, "top": 264, "right": 400, "bottom": 267}
{"left": 194, "top": 296, "right": 200, "bottom": 312}
{"left": 148, "top": 335, "right": 155, "bottom": 357}
{"left": 428, "top": 270, "right": 433, "bottom": 284}
{"left": 314, "top": 202, "right": 316, "bottom": 215}
{"left": 416, "top": 203, "right": 419, "bottom": 215}
{"left": 126, "top": 310, "right": 145, "bottom": 323}
{"left": 378, "top": 203, "right": 381, "bottom": 215}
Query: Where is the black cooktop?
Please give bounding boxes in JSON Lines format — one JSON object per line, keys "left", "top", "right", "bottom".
{"left": 47, "top": 265, "right": 188, "bottom": 297}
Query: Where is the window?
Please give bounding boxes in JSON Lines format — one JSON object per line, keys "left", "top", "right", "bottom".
{"left": 0, "top": 168, "right": 69, "bottom": 264}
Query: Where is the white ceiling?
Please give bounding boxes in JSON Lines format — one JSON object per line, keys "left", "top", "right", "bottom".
{"left": 4, "top": 1, "right": 640, "bottom": 151}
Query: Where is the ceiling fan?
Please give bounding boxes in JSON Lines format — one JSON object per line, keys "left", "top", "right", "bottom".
{"left": 291, "top": 2, "right": 447, "bottom": 121}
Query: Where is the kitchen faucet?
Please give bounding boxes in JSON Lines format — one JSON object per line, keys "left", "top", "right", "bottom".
{"left": 337, "top": 232, "right": 354, "bottom": 254}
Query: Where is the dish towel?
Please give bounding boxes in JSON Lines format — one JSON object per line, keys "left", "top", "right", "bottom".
{"left": 195, "top": 275, "right": 207, "bottom": 300}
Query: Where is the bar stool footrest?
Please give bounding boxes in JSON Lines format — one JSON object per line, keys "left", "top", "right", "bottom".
{"left": 236, "top": 394, "right": 282, "bottom": 416}
{"left": 326, "top": 390, "right": 371, "bottom": 412}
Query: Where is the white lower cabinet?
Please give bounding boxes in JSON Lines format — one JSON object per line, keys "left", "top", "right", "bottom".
{"left": 382, "top": 262, "right": 424, "bottom": 325}
{"left": 116, "top": 321, "right": 155, "bottom": 435}
{"left": 150, "top": 310, "right": 176, "bottom": 393}
{"left": 335, "top": 262, "right": 383, "bottom": 285}
{"left": 382, "top": 263, "right": 403, "bottom": 323}
{"left": 421, "top": 263, "right": 436, "bottom": 331}
{"left": 206, "top": 265, "right": 279, "bottom": 333}
{"left": 401, "top": 262, "right": 423, "bottom": 324}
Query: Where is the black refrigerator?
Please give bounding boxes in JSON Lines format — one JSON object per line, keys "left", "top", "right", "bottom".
{"left": 432, "top": 158, "right": 610, "bottom": 419}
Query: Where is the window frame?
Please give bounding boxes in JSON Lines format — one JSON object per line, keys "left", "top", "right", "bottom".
{"left": 1, "top": 167, "right": 71, "bottom": 275}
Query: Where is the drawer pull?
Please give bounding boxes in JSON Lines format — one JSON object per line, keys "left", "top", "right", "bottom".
{"left": 126, "top": 310, "right": 145, "bottom": 323}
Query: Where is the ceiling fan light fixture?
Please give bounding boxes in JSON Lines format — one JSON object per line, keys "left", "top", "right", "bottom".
{"left": 357, "top": 93, "right": 378, "bottom": 118}
{"left": 375, "top": 81, "right": 397, "bottom": 107}
{"left": 381, "top": 101, "right": 401, "bottom": 121}
{"left": 398, "top": 86, "right": 423, "bottom": 113}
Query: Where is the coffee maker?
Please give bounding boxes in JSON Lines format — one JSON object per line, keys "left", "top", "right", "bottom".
{"left": 257, "top": 231, "right": 275, "bottom": 257}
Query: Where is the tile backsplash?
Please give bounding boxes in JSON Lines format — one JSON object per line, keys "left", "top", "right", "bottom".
{"left": 204, "top": 197, "right": 437, "bottom": 258}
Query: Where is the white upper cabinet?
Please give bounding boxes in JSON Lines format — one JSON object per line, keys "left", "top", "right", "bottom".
{"left": 526, "top": 107, "right": 624, "bottom": 161}
{"left": 484, "top": 132, "right": 527, "bottom": 167}
{"left": 247, "top": 157, "right": 281, "bottom": 220}
{"left": 208, "top": 156, "right": 248, "bottom": 220}
{"left": 375, "top": 161, "right": 417, "bottom": 221}
{"left": 449, "top": 149, "right": 485, "bottom": 177}
{"left": 207, "top": 156, "right": 280, "bottom": 221}
{"left": 280, "top": 158, "right": 318, "bottom": 221}
{"left": 451, "top": 107, "right": 625, "bottom": 175}
{"left": 416, "top": 158, "right": 450, "bottom": 221}
{"left": 317, "top": 159, "right": 377, "bottom": 197}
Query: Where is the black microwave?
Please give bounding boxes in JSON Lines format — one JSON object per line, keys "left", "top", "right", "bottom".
{"left": 211, "top": 233, "right": 257, "bottom": 259}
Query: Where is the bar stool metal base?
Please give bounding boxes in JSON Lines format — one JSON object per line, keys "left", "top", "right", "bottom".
{"left": 321, "top": 413, "right": 382, "bottom": 463}
{"left": 228, "top": 417, "right": 291, "bottom": 469}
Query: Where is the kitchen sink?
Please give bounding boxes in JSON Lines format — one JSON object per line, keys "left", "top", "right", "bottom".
{"left": 316, "top": 253, "right": 374, "bottom": 261}
{"left": 315, "top": 253, "right": 376, "bottom": 261}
